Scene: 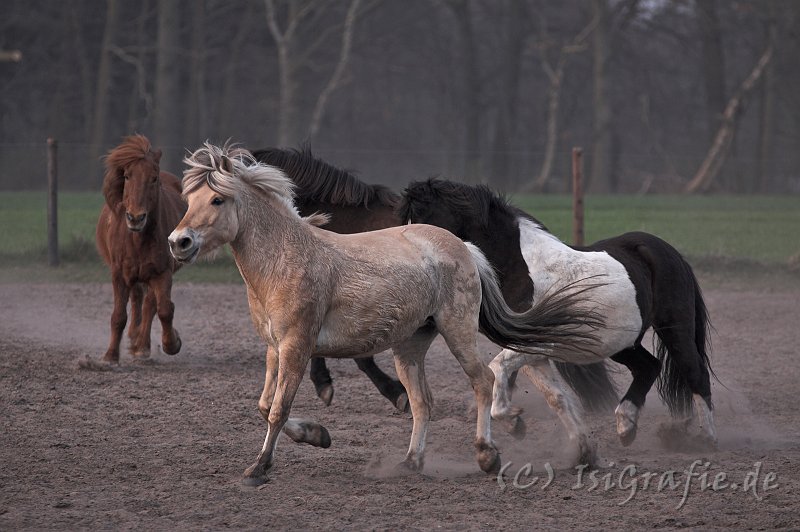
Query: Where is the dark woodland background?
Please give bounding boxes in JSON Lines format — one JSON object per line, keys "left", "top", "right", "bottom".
{"left": 1, "top": 0, "right": 798, "bottom": 194}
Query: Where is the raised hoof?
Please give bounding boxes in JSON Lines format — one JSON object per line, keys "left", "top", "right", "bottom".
{"left": 615, "top": 401, "right": 640, "bottom": 447}
{"left": 243, "top": 462, "right": 271, "bottom": 486}
{"left": 394, "top": 392, "right": 410, "bottom": 413}
{"left": 318, "top": 425, "right": 332, "bottom": 449}
{"left": 317, "top": 383, "right": 334, "bottom": 406}
{"left": 476, "top": 440, "right": 501, "bottom": 475}
{"left": 77, "top": 355, "right": 119, "bottom": 371}
{"left": 161, "top": 330, "right": 182, "bottom": 356}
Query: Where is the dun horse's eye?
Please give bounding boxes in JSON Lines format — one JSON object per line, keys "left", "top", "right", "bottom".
{"left": 211, "top": 197, "right": 224, "bottom": 206}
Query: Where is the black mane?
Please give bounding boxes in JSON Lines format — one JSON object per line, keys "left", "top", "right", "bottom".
{"left": 251, "top": 145, "right": 400, "bottom": 208}
{"left": 399, "top": 178, "right": 548, "bottom": 232}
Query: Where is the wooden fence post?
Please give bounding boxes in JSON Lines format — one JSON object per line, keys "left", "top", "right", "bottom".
{"left": 47, "top": 138, "right": 59, "bottom": 267}
{"left": 572, "top": 147, "right": 584, "bottom": 247}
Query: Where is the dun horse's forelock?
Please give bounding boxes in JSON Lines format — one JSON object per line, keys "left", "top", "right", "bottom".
{"left": 183, "top": 142, "right": 300, "bottom": 217}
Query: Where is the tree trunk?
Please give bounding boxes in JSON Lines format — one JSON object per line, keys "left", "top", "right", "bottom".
{"left": 685, "top": 46, "right": 773, "bottom": 194}
{"left": 450, "top": 0, "right": 482, "bottom": 184}
{"left": 154, "top": 0, "right": 183, "bottom": 169}
{"left": 89, "top": 0, "right": 119, "bottom": 182}
{"left": 695, "top": 0, "right": 726, "bottom": 145}
{"left": 185, "top": 0, "right": 207, "bottom": 147}
{"left": 756, "top": 9, "right": 777, "bottom": 193}
{"left": 308, "top": 0, "right": 362, "bottom": 142}
{"left": 590, "top": 0, "right": 613, "bottom": 193}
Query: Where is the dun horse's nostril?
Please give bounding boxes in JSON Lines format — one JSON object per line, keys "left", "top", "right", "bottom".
{"left": 179, "top": 237, "right": 193, "bottom": 250}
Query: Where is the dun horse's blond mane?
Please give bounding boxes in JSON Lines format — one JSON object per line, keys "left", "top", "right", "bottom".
{"left": 183, "top": 142, "right": 296, "bottom": 206}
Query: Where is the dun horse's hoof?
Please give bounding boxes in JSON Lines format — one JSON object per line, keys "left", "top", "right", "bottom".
{"left": 317, "top": 383, "right": 334, "bottom": 406}
{"left": 394, "top": 392, "right": 410, "bottom": 413}
{"left": 243, "top": 463, "right": 271, "bottom": 486}
{"left": 476, "top": 440, "right": 501, "bottom": 475}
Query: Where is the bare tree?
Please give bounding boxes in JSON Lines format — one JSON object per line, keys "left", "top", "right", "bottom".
{"left": 685, "top": 45, "right": 773, "bottom": 193}
{"left": 154, "top": 0, "right": 183, "bottom": 168}
{"left": 695, "top": 0, "right": 726, "bottom": 145}
{"left": 89, "top": 0, "right": 119, "bottom": 177}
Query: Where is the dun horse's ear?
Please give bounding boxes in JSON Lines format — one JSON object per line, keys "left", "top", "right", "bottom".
{"left": 102, "top": 162, "right": 125, "bottom": 211}
{"left": 153, "top": 149, "right": 162, "bottom": 164}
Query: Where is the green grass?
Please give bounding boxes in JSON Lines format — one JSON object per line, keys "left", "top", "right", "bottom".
{"left": 0, "top": 191, "right": 798, "bottom": 283}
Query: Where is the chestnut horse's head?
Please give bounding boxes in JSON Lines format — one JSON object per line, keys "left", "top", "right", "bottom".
{"left": 103, "top": 135, "right": 163, "bottom": 232}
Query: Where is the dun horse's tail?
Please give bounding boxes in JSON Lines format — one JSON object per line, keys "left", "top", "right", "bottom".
{"left": 466, "top": 244, "right": 617, "bottom": 411}
{"left": 655, "top": 258, "right": 716, "bottom": 416}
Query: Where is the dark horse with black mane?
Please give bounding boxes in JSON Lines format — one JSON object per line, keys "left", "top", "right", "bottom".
{"left": 399, "top": 178, "right": 718, "bottom": 462}
{"left": 251, "top": 147, "right": 618, "bottom": 452}
{"left": 81, "top": 134, "right": 187, "bottom": 369}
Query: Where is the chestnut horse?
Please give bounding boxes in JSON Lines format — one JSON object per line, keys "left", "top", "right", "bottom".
{"left": 80, "top": 135, "right": 187, "bottom": 368}
{"left": 168, "top": 143, "right": 604, "bottom": 485}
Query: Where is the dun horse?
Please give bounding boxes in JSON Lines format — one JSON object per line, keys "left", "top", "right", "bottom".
{"left": 168, "top": 143, "right": 603, "bottom": 485}
{"left": 400, "top": 178, "right": 718, "bottom": 461}
{"left": 82, "top": 135, "right": 186, "bottom": 368}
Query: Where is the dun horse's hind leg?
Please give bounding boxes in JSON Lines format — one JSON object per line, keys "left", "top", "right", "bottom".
{"left": 151, "top": 273, "right": 181, "bottom": 355}
{"left": 260, "top": 347, "right": 331, "bottom": 449}
{"left": 355, "top": 356, "right": 408, "bottom": 413}
{"left": 438, "top": 328, "right": 500, "bottom": 474}
{"left": 521, "top": 359, "right": 598, "bottom": 467}
{"left": 611, "top": 345, "right": 661, "bottom": 446}
{"left": 391, "top": 329, "right": 437, "bottom": 472}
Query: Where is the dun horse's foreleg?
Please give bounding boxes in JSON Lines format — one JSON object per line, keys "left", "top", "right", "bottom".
{"left": 243, "top": 343, "right": 310, "bottom": 486}
{"left": 102, "top": 277, "right": 130, "bottom": 363}
{"left": 391, "top": 330, "right": 437, "bottom": 472}
{"left": 355, "top": 356, "right": 409, "bottom": 413}
{"left": 260, "top": 348, "right": 331, "bottom": 449}
{"left": 131, "top": 289, "right": 156, "bottom": 360}
{"left": 488, "top": 349, "right": 529, "bottom": 438}
{"left": 520, "top": 360, "right": 598, "bottom": 467}
{"left": 151, "top": 274, "right": 181, "bottom": 355}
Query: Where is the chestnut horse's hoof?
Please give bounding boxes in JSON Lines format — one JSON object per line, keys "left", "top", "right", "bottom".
{"left": 77, "top": 355, "right": 119, "bottom": 371}
{"left": 161, "top": 329, "right": 182, "bottom": 356}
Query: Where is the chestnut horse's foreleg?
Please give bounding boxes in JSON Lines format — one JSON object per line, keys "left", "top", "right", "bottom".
{"left": 131, "top": 289, "right": 156, "bottom": 360}
{"left": 391, "top": 328, "right": 437, "bottom": 472}
{"left": 151, "top": 273, "right": 181, "bottom": 355}
{"left": 102, "top": 276, "right": 130, "bottom": 364}
{"left": 243, "top": 340, "right": 311, "bottom": 486}
{"left": 259, "top": 347, "right": 332, "bottom": 449}
{"left": 127, "top": 283, "right": 143, "bottom": 346}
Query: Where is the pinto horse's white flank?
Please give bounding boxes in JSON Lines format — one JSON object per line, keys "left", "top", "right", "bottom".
{"left": 167, "top": 143, "right": 603, "bottom": 485}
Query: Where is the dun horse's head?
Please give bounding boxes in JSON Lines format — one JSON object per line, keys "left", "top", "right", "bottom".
{"left": 103, "top": 135, "right": 163, "bottom": 232}
{"left": 169, "top": 142, "right": 296, "bottom": 264}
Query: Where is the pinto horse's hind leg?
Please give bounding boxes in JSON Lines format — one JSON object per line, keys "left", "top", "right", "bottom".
{"left": 391, "top": 329, "right": 437, "bottom": 472}
{"left": 355, "top": 356, "right": 408, "bottom": 413}
{"left": 611, "top": 345, "right": 661, "bottom": 446}
{"left": 488, "top": 349, "right": 529, "bottom": 438}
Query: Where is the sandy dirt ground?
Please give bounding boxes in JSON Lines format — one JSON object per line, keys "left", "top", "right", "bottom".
{"left": 1, "top": 276, "right": 798, "bottom": 530}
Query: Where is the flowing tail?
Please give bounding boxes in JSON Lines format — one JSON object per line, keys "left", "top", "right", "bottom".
{"left": 655, "top": 258, "right": 716, "bottom": 416}
{"left": 466, "top": 244, "right": 617, "bottom": 410}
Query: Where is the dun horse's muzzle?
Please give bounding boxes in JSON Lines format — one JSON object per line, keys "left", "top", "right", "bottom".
{"left": 168, "top": 229, "right": 200, "bottom": 264}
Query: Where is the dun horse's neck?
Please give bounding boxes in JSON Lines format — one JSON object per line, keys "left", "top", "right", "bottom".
{"left": 230, "top": 193, "right": 314, "bottom": 291}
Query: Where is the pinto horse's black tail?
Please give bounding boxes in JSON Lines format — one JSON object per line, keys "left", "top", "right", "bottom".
{"left": 466, "top": 244, "right": 617, "bottom": 411}
{"left": 654, "top": 255, "right": 716, "bottom": 417}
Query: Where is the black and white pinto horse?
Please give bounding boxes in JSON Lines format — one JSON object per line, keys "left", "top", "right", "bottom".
{"left": 399, "top": 179, "right": 717, "bottom": 461}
